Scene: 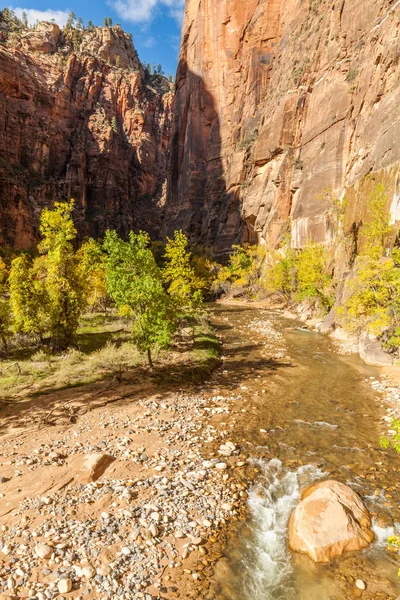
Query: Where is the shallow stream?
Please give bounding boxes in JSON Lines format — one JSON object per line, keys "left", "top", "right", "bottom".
{"left": 208, "top": 304, "right": 400, "bottom": 599}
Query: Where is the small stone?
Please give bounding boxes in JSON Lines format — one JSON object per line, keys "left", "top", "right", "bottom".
{"left": 174, "top": 530, "right": 185, "bottom": 539}
{"left": 355, "top": 580, "right": 366, "bottom": 590}
{"left": 215, "top": 462, "right": 227, "bottom": 470}
{"left": 35, "top": 543, "right": 53, "bottom": 559}
{"left": 149, "top": 523, "right": 159, "bottom": 537}
{"left": 82, "top": 565, "right": 96, "bottom": 579}
{"left": 189, "top": 536, "right": 203, "bottom": 545}
{"left": 57, "top": 578, "right": 73, "bottom": 594}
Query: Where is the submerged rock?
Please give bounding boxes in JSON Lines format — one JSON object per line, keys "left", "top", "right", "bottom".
{"left": 288, "top": 480, "right": 374, "bottom": 563}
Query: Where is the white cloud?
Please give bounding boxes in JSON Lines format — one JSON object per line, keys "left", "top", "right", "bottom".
{"left": 10, "top": 7, "right": 71, "bottom": 27}
{"left": 110, "top": 0, "right": 184, "bottom": 24}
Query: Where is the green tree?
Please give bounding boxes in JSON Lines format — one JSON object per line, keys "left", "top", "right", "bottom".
{"left": 103, "top": 17, "right": 108, "bottom": 27}
{"left": 108, "top": 17, "right": 113, "bottom": 26}
{"left": 0, "top": 300, "right": 11, "bottom": 351}
{"left": 77, "top": 238, "right": 109, "bottom": 312}
{"left": 111, "top": 116, "right": 118, "bottom": 133}
{"left": 115, "top": 55, "right": 121, "bottom": 68}
{"left": 72, "top": 29, "right": 80, "bottom": 51}
{"left": 9, "top": 254, "right": 48, "bottom": 338}
{"left": 65, "top": 11, "right": 76, "bottom": 30}
{"left": 21, "top": 11, "right": 28, "bottom": 27}
{"left": 39, "top": 200, "right": 85, "bottom": 349}
{"left": 87, "top": 19, "right": 94, "bottom": 30}
{"left": 363, "top": 183, "right": 392, "bottom": 256}
{"left": 76, "top": 16, "right": 84, "bottom": 29}
{"left": 163, "top": 230, "right": 205, "bottom": 313}
{"left": 295, "top": 242, "right": 333, "bottom": 307}
{"left": 339, "top": 184, "right": 400, "bottom": 350}
{"left": 264, "top": 243, "right": 297, "bottom": 301}
{"left": 103, "top": 230, "right": 175, "bottom": 367}
{"left": 215, "top": 245, "right": 266, "bottom": 298}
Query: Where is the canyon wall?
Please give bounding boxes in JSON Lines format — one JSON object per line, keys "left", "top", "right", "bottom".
{"left": 165, "top": 0, "right": 400, "bottom": 254}
{"left": 0, "top": 21, "right": 172, "bottom": 248}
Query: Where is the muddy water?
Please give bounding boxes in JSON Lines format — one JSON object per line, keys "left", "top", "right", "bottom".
{"left": 208, "top": 304, "right": 400, "bottom": 600}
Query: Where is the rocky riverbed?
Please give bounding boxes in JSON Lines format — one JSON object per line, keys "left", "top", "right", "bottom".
{"left": 0, "top": 381, "right": 257, "bottom": 600}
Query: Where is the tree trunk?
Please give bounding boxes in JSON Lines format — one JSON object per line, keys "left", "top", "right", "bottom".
{"left": 147, "top": 348, "right": 153, "bottom": 369}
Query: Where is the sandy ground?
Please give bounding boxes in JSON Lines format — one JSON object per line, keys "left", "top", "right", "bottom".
{"left": 0, "top": 369, "right": 255, "bottom": 600}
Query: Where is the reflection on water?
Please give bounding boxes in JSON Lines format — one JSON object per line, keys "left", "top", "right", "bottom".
{"left": 209, "top": 305, "right": 400, "bottom": 599}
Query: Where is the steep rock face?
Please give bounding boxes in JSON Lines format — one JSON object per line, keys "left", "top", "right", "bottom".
{"left": 165, "top": 0, "right": 400, "bottom": 253}
{"left": 0, "top": 23, "right": 172, "bottom": 248}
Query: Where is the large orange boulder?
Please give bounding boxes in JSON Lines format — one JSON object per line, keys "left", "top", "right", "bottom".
{"left": 288, "top": 480, "right": 374, "bottom": 563}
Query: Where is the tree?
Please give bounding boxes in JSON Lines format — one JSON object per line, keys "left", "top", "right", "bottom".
{"left": 21, "top": 11, "right": 28, "bottom": 27}
{"left": 111, "top": 116, "right": 118, "bottom": 133}
{"left": 163, "top": 230, "right": 205, "bottom": 313}
{"left": 0, "top": 300, "right": 11, "bottom": 351}
{"left": 65, "top": 11, "right": 76, "bottom": 30}
{"left": 108, "top": 17, "right": 113, "bottom": 26}
{"left": 104, "top": 17, "right": 108, "bottom": 27}
{"left": 77, "top": 238, "right": 109, "bottom": 312}
{"left": 363, "top": 183, "right": 392, "bottom": 257}
{"left": 87, "top": 20, "right": 94, "bottom": 30}
{"left": 39, "top": 200, "right": 85, "bottom": 349}
{"left": 295, "top": 242, "right": 333, "bottom": 307}
{"left": 72, "top": 29, "right": 80, "bottom": 51}
{"left": 103, "top": 230, "right": 175, "bottom": 368}
{"left": 9, "top": 254, "right": 48, "bottom": 339}
{"left": 77, "top": 16, "right": 84, "bottom": 30}
{"left": 115, "top": 55, "right": 121, "bottom": 68}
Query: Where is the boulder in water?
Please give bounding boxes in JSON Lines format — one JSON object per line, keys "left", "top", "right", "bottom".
{"left": 288, "top": 480, "right": 374, "bottom": 563}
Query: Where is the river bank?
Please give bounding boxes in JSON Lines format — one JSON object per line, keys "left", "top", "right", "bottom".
{"left": 0, "top": 370, "right": 256, "bottom": 599}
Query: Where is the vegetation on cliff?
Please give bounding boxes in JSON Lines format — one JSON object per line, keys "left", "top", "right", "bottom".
{"left": 214, "top": 182, "right": 400, "bottom": 356}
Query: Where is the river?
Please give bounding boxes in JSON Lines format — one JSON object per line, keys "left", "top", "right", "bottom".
{"left": 207, "top": 303, "right": 400, "bottom": 600}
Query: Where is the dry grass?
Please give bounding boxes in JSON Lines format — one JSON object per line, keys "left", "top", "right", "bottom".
{"left": 0, "top": 312, "right": 221, "bottom": 403}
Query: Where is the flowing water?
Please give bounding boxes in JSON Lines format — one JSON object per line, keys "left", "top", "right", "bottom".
{"left": 208, "top": 304, "right": 400, "bottom": 600}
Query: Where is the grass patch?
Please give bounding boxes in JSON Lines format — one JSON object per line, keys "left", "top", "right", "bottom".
{"left": 152, "top": 316, "right": 221, "bottom": 385}
{"left": 0, "top": 312, "right": 221, "bottom": 402}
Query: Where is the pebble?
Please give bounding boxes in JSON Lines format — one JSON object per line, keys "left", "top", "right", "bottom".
{"left": 355, "top": 579, "right": 366, "bottom": 590}
{"left": 34, "top": 543, "right": 53, "bottom": 559}
{"left": 58, "top": 578, "right": 73, "bottom": 593}
{"left": 0, "top": 389, "right": 249, "bottom": 599}
{"left": 82, "top": 565, "right": 96, "bottom": 579}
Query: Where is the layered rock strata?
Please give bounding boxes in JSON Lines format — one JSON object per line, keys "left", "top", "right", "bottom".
{"left": 165, "top": 0, "right": 400, "bottom": 253}
{"left": 0, "top": 22, "right": 172, "bottom": 248}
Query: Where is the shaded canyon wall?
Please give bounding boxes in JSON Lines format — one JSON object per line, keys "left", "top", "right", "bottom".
{"left": 165, "top": 0, "right": 400, "bottom": 253}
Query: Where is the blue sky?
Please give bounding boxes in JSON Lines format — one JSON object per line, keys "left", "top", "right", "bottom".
{"left": 9, "top": 0, "right": 183, "bottom": 76}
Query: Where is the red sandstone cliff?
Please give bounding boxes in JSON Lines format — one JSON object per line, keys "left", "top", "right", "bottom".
{"left": 165, "top": 0, "right": 400, "bottom": 254}
{"left": 0, "top": 20, "right": 172, "bottom": 248}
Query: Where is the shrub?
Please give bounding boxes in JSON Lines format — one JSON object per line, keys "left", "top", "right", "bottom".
{"left": 339, "top": 183, "right": 400, "bottom": 350}
{"left": 214, "top": 245, "right": 266, "bottom": 298}
{"left": 295, "top": 242, "right": 334, "bottom": 308}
